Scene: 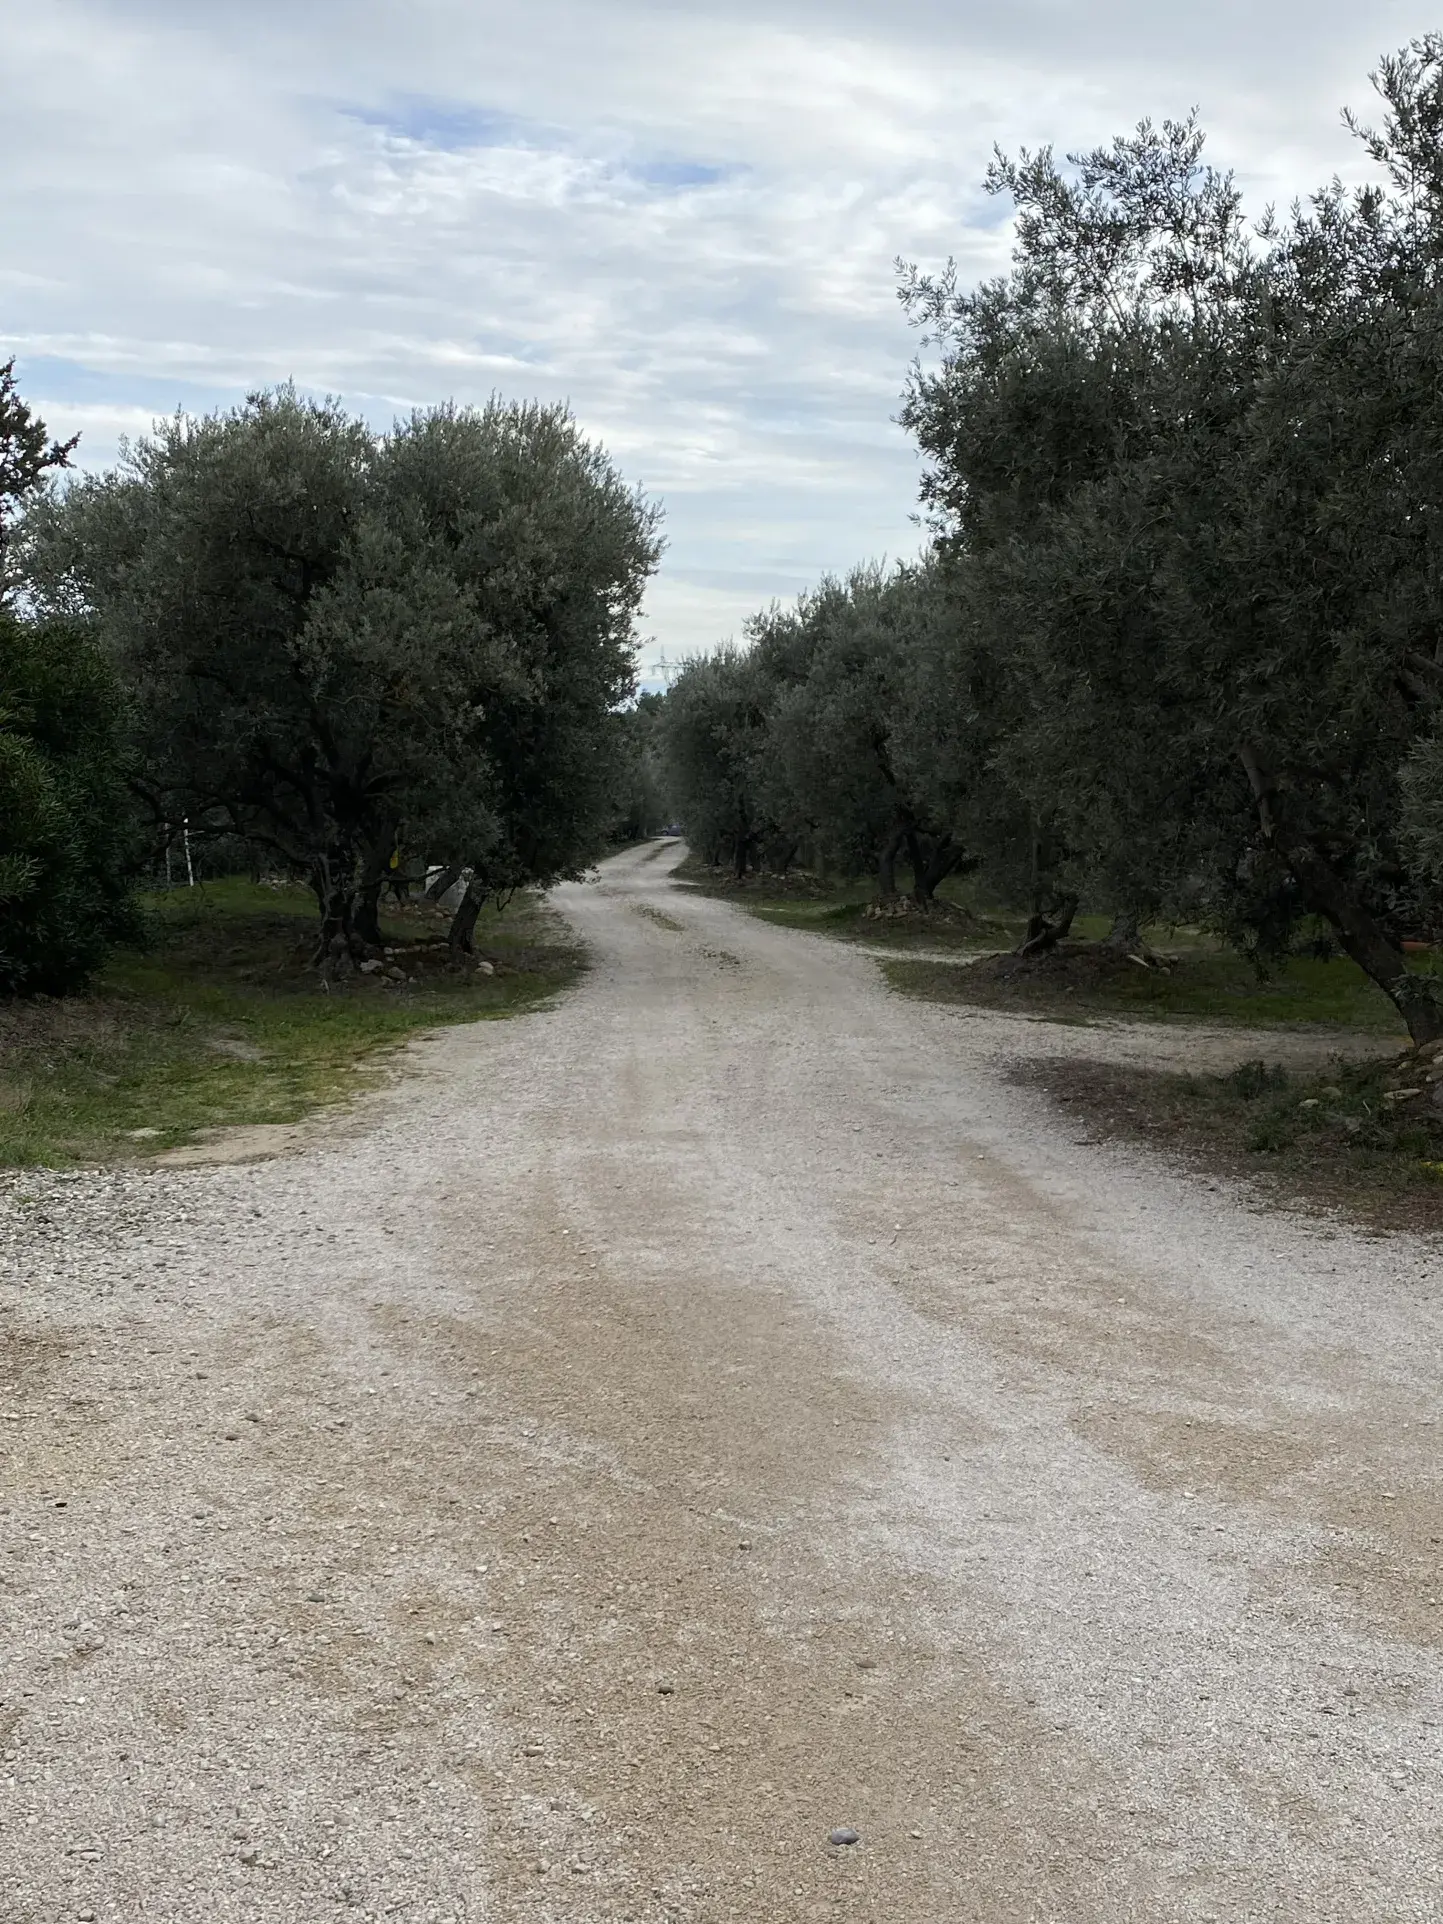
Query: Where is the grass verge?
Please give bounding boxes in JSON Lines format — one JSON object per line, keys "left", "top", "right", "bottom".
{"left": 1015, "top": 1047, "right": 1443, "bottom": 1232}
{"left": 671, "top": 855, "right": 1247, "bottom": 960}
{"left": 882, "top": 942, "right": 1436, "bottom": 1035}
{"left": 673, "top": 857, "right": 1437, "bottom": 1028}
{"left": 670, "top": 855, "right": 1012, "bottom": 951}
{"left": 0, "top": 879, "right": 585, "bottom": 1168}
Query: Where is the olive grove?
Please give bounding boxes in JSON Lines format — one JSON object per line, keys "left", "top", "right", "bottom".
{"left": 661, "top": 38, "right": 1443, "bottom": 1043}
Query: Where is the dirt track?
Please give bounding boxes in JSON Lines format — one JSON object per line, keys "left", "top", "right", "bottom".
{"left": 3, "top": 839, "right": 1442, "bottom": 1923}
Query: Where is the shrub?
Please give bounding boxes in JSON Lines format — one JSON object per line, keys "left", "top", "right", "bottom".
{"left": 0, "top": 612, "right": 140, "bottom": 994}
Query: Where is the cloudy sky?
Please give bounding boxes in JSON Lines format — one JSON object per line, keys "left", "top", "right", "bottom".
{"left": 1, "top": 1, "right": 1432, "bottom": 678}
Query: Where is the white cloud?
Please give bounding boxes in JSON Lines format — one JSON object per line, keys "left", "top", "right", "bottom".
{"left": 26, "top": 401, "right": 165, "bottom": 469}
{"left": 2, "top": 0, "right": 1432, "bottom": 652}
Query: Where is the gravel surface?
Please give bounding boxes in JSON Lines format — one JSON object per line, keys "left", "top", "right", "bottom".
{"left": 2, "top": 840, "right": 1440, "bottom": 1923}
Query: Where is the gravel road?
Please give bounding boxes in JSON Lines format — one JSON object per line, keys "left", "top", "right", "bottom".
{"left": 3, "top": 840, "right": 1441, "bottom": 1924}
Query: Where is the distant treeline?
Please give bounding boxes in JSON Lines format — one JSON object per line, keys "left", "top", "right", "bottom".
{"left": 657, "top": 39, "right": 1443, "bottom": 1046}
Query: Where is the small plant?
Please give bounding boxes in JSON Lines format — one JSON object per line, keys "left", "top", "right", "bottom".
{"left": 1245, "top": 1112, "right": 1295, "bottom": 1152}
{"left": 1225, "top": 1059, "right": 1289, "bottom": 1101}
{"left": 1021, "top": 1039, "right": 1443, "bottom": 1226}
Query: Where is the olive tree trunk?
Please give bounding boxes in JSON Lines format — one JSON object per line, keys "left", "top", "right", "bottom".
{"left": 353, "top": 879, "right": 384, "bottom": 948}
{"left": 1240, "top": 745, "right": 1443, "bottom": 1046}
{"left": 310, "top": 850, "right": 358, "bottom": 965}
{"left": 1016, "top": 893, "right": 1079, "bottom": 957}
{"left": 877, "top": 827, "right": 906, "bottom": 901}
{"left": 425, "top": 863, "right": 462, "bottom": 902}
{"left": 447, "top": 878, "right": 486, "bottom": 954}
{"left": 908, "top": 832, "right": 963, "bottom": 905}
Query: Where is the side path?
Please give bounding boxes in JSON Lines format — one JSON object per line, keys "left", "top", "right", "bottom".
{"left": 1, "top": 840, "right": 1439, "bottom": 1923}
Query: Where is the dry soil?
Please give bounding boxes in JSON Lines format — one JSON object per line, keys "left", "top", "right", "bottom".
{"left": 1, "top": 840, "right": 1440, "bottom": 1924}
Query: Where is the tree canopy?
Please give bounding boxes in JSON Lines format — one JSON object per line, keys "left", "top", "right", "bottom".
{"left": 0, "top": 368, "right": 134, "bottom": 995}
{"left": 25, "top": 387, "right": 661, "bottom": 959}
{"left": 0, "top": 609, "right": 139, "bottom": 994}
{"left": 0, "top": 357, "right": 76, "bottom": 580}
{"left": 659, "top": 39, "right": 1443, "bottom": 1043}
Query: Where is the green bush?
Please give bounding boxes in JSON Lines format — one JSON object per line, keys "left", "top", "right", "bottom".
{"left": 0, "top": 612, "right": 140, "bottom": 994}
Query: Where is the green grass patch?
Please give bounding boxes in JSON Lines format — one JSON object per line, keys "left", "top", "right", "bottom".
{"left": 0, "top": 879, "right": 585, "bottom": 1168}
{"left": 670, "top": 855, "right": 1245, "bottom": 958}
{"left": 671, "top": 851, "right": 1438, "bottom": 1038}
{"left": 1018, "top": 1047, "right": 1443, "bottom": 1231}
{"left": 884, "top": 942, "right": 1436, "bottom": 1036}
{"left": 671, "top": 855, "right": 1010, "bottom": 951}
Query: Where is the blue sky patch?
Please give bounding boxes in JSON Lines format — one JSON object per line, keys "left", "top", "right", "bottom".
{"left": 343, "top": 95, "right": 728, "bottom": 196}
{"left": 346, "top": 96, "right": 542, "bottom": 152}
{"left": 16, "top": 356, "right": 251, "bottom": 416}
{"left": 630, "top": 158, "right": 729, "bottom": 190}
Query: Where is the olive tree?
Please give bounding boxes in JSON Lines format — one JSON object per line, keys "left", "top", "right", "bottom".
{"left": 1, "top": 357, "right": 76, "bottom": 579}
{"left": 657, "top": 646, "right": 778, "bottom": 876}
{"left": 25, "top": 388, "right": 661, "bottom": 958}
{"left": 0, "top": 366, "right": 137, "bottom": 993}
{"left": 0, "top": 610, "right": 139, "bottom": 993}
{"left": 764, "top": 562, "right": 990, "bottom": 903}
{"left": 901, "top": 50, "right": 1443, "bottom": 1038}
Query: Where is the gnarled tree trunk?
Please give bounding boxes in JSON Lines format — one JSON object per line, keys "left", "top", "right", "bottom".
{"left": 1103, "top": 908, "right": 1142, "bottom": 951}
{"left": 910, "top": 834, "right": 963, "bottom": 906}
{"left": 1240, "top": 745, "right": 1443, "bottom": 1047}
{"left": 425, "top": 863, "right": 462, "bottom": 902}
{"left": 877, "top": 826, "right": 906, "bottom": 901}
{"left": 1016, "top": 892, "right": 1079, "bottom": 958}
{"left": 311, "top": 850, "right": 358, "bottom": 966}
{"left": 353, "top": 879, "right": 384, "bottom": 948}
{"left": 447, "top": 878, "right": 486, "bottom": 955}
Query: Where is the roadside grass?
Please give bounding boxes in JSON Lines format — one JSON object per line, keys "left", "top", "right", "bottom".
{"left": 674, "top": 853, "right": 1441, "bottom": 1033}
{"left": 882, "top": 945, "right": 1436, "bottom": 1036}
{"left": 1017, "top": 1048, "right": 1443, "bottom": 1231}
{"left": 671, "top": 854, "right": 1013, "bottom": 950}
{"left": 672, "top": 854, "right": 1236, "bottom": 957}
{"left": 0, "top": 879, "right": 585, "bottom": 1168}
